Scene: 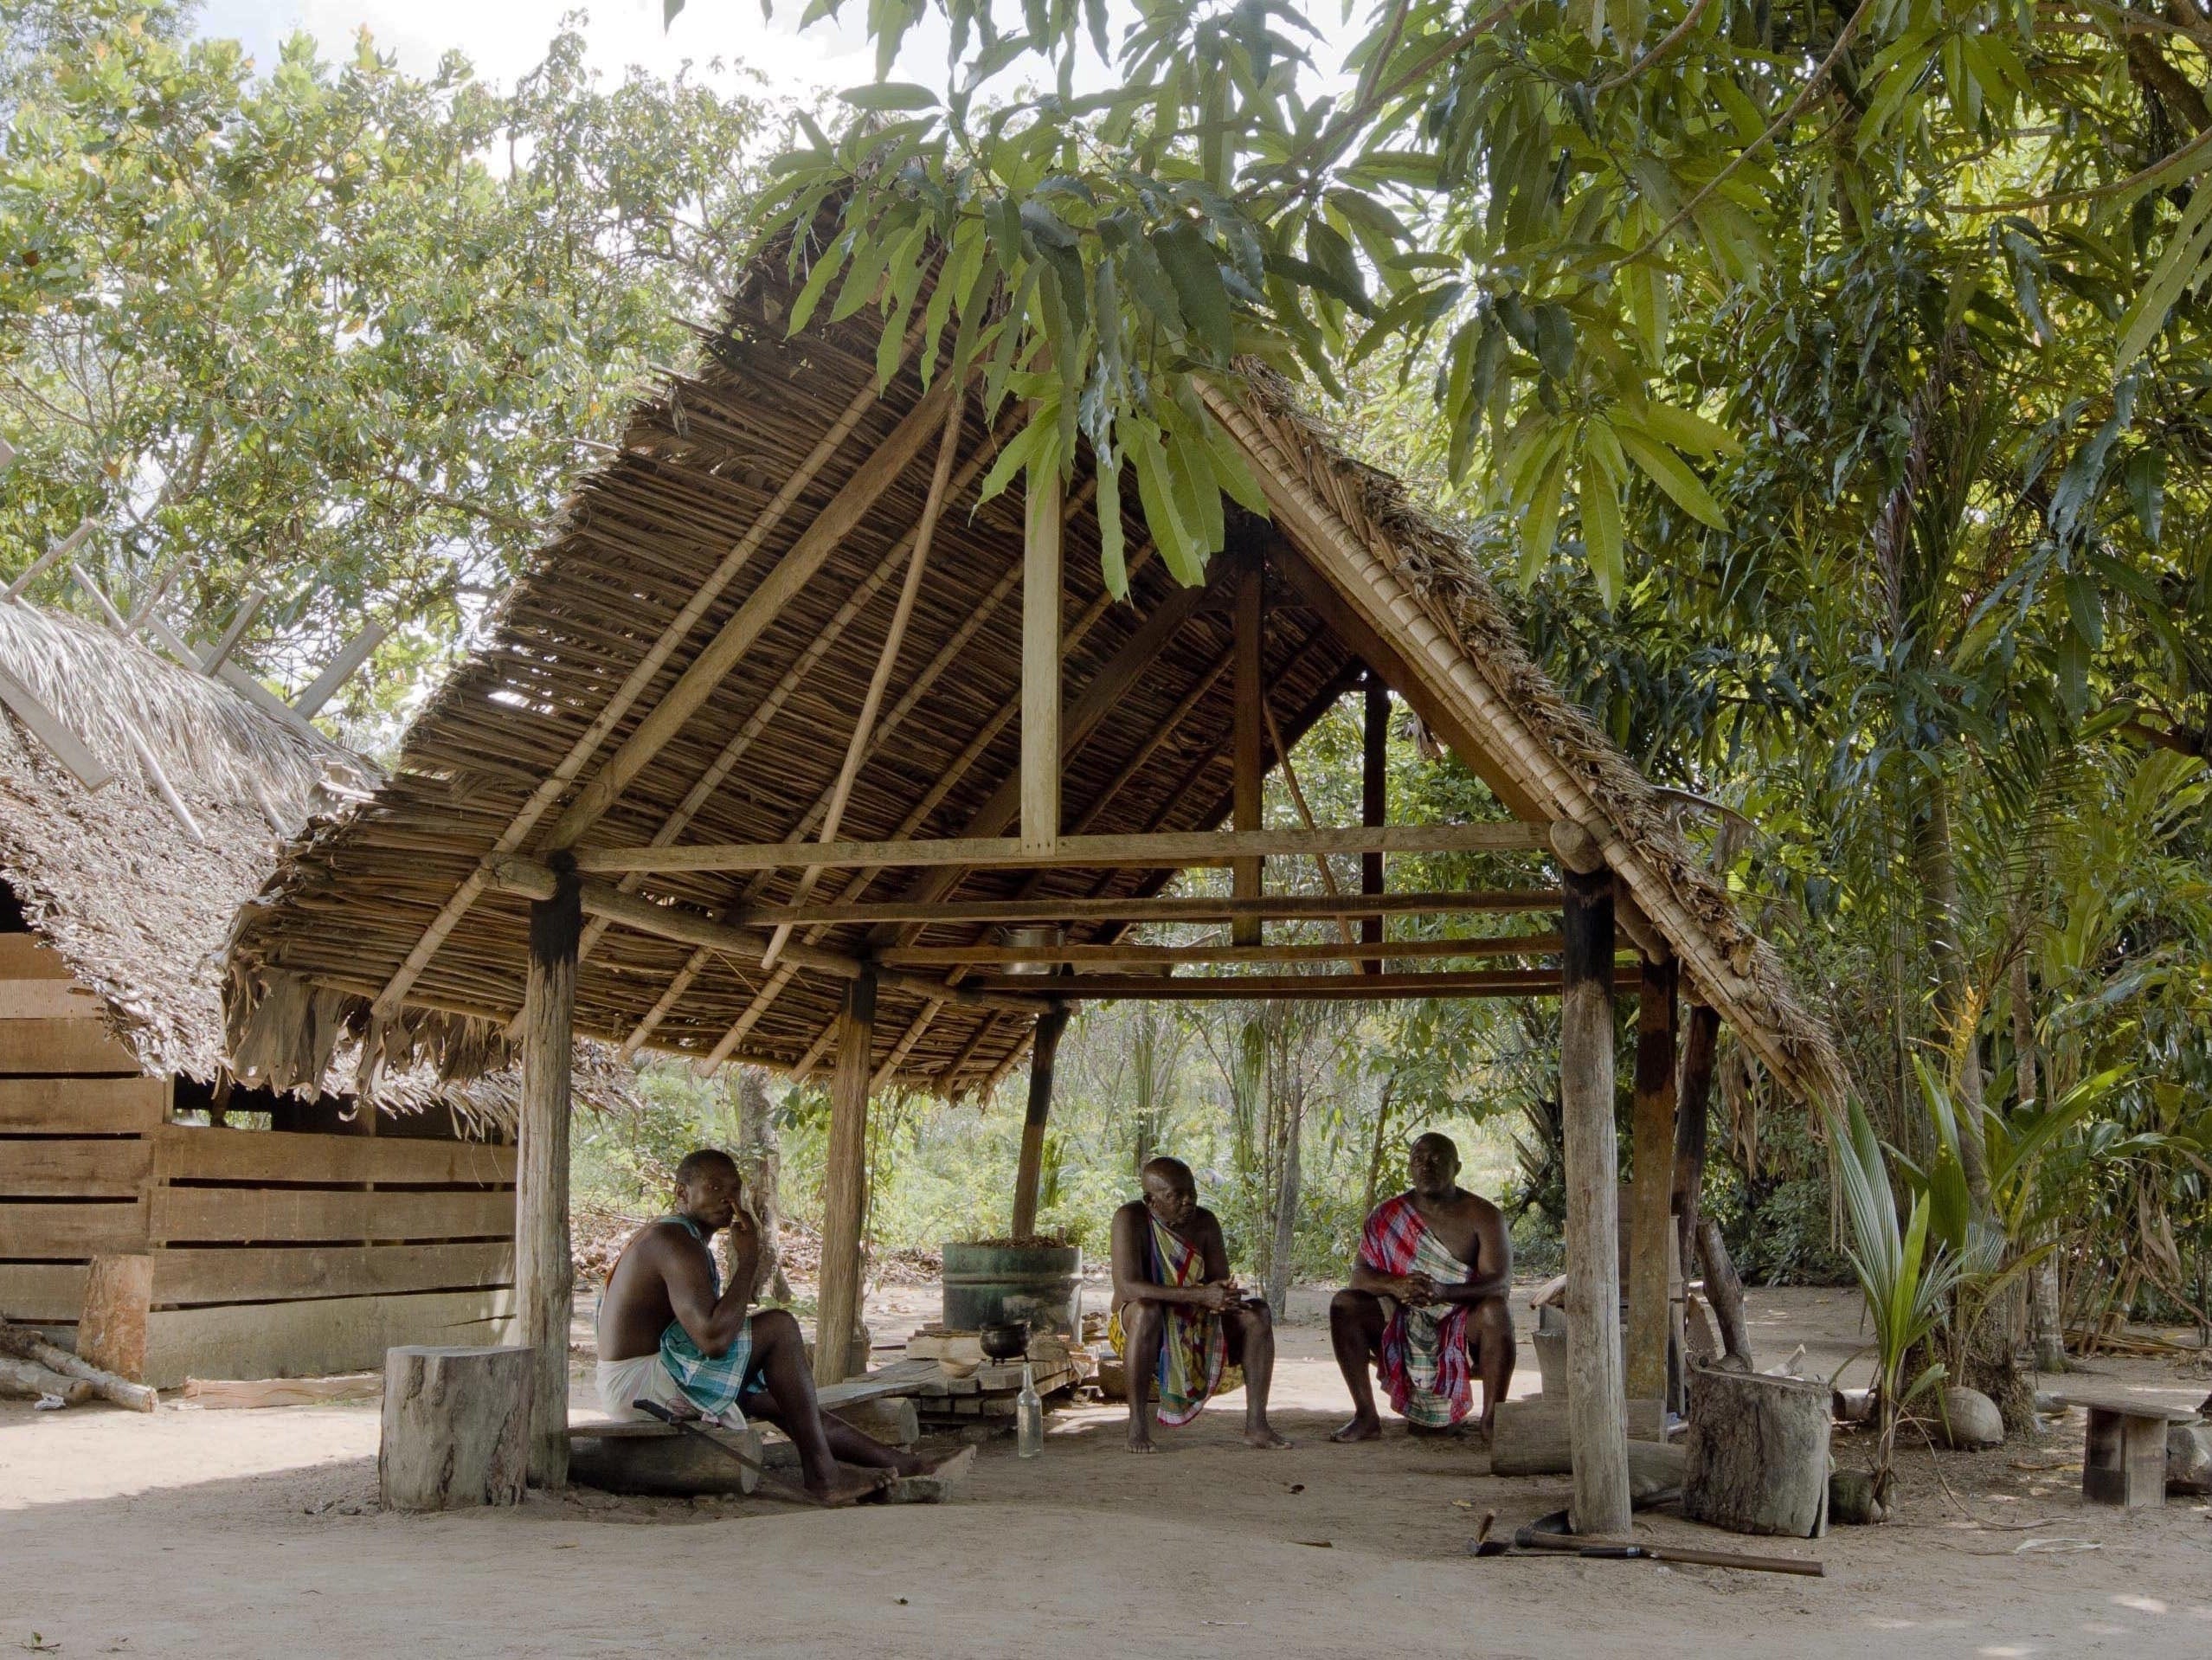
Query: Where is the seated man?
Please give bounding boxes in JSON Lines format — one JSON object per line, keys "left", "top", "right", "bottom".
{"left": 1329, "top": 1131, "right": 1514, "bottom": 1443}
{"left": 597, "top": 1147, "right": 934, "bottom": 1503}
{"left": 1109, "top": 1155, "right": 1289, "bottom": 1453}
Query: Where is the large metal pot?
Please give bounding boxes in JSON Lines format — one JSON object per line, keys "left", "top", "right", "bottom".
{"left": 941, "top": 1240, "right": 1082, "bottom": 1337}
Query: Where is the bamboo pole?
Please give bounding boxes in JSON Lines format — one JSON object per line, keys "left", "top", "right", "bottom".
{"left": 717, "top": 888, "right": 1566, "bottom": 930}
{"left": 518, "top": 860, "right": 581, "bottom": 1486}
{"left": 1020, "top": 465, "right": 1064, "bottom": 855}
{"left": 813, "top": 969, "right": 877, "bottom": 1385}
{"left": 1627, "top": 954, "right": 1679, "bottom": 1403}
{"left": 1231, "top": 546, "right": 1264, "bottom": 945}
{"left": 1560, "top": 846, "right": 1631, "bottom": 1536}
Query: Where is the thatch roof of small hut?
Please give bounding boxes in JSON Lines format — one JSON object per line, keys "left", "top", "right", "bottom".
{"left": 0, "top": 599, "right": 633, "bottom": 1128}
{"left": 221, "top": 248, "right": 1843, "bottom": 1110}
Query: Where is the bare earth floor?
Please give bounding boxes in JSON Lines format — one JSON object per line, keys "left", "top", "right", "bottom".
{"left": 3, "top": 1285, "right": 2209, "bottom": 1659}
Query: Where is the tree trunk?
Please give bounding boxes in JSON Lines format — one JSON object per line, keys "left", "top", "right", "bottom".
{"left": 732, "top": 1065, "right": 791, "bottom": 1304}
{"left": 1361, "top": 1073, "right": 1397, "bottom": 1221}
{"left": 1011, "top": 1003, "right": 1071, "bottom": 1239}
{"left": 1695, "top": 1216, "right": 1754, "bottom": 1370}
{"left": 1673, "top": 1003, "right": 1720, "bottom": 1274}
{"left": 1266, "top": 1078, "right": 1302, "bottom": 1317}
{"left": 380, "top": 1345, "right": 533, "bottom": 1511}
{"left": 2011, "top": 951, "right": 2067, "bottom": 1372}
{"left": 1913, "top": 775, "right": 1991, "bottom": 1212}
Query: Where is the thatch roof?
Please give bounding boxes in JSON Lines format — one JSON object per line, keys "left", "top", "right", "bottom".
{"left": 220, "top": 248, "right": 1842, "bottom": 1109}
{"left": 0, "top": 599, "right": 633, "bottom": 1127}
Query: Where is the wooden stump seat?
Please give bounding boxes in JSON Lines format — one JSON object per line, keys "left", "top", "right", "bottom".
{"left": 2052, "top": 1387, "right": 2200, "bottom": 1509}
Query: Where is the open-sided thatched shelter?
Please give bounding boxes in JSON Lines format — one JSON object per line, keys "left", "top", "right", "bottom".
{"left": 0, "top": 598, "right": 633, "bottom": 1385}
{"left": 222, "top": 245, "right": 1840, "bottom": 1525}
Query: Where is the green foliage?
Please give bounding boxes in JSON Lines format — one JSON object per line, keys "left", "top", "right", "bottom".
{"left": 0, "top": 1, "right": 779, "bottom": 735}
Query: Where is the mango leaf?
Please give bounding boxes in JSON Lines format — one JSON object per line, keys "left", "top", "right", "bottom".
{"left": 1635, "top": 400, "right": 1741, "bottom": 459}
{"left": 839, "top": 82, "right": 941, "bottom": 112}
{"left": 1613, "top": 425, "right": 1727, "bottom": 529}
{"left": 1154, "top": 221, "right": 1236, "bottom": 360}
{"left": 1581, "top": 462, "right": 1624, "bottom": 607}
{"left": 1517, "top": 447, "right": 1568, "bottom": 586}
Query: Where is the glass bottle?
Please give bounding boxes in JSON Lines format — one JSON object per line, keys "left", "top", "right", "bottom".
{"left": 1016, "top": 1361, "right": 1044, "bottom": 1458}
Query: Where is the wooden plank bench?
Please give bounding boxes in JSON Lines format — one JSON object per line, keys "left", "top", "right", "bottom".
{"left": 2050, "top": 1387, "right": 2201, "bottom": 1509}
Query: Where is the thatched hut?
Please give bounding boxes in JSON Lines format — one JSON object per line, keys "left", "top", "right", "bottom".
{"left": 222, "top": 245, "right": 1840, "bottom": 1520}
{"left": 0, "top": 598, "right": 633, "bottom": 1386}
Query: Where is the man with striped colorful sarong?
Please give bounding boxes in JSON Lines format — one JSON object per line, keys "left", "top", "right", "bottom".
{"left": 596, "top": 1148, "right": 940, "bottom": 1504}
{"left": 1109, "top": 1156, "right": 1290, "bottom": 1453}
{"left": 1330, "top": 1132, "right": 1514, "bottom": 1443}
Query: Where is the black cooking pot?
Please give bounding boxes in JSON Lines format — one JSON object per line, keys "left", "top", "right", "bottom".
{"left": 978, "top": 1320, "right": 1030, "bottom": 1361}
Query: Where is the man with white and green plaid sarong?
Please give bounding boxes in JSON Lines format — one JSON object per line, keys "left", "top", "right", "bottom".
{"left": 595, "top": 1148, "right": 937, "bottom": 1504}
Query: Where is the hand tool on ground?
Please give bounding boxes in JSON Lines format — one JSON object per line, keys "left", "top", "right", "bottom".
{"left": 633, "top": 1397, "right": 859, "bottom": 1507}
{"left": 1509, "top": 1509, "right": 1823, "bottom": 1577}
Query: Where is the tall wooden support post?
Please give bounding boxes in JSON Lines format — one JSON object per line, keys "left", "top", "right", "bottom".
{"left": 1008, "top": 1002, "right": 1071, "bottom": 1239}
{"left": 1557, "top": 828, "right": 1631, "bottom": 1535}
{"left": 814, "top": 968, "right": 877, "bottom": 1385}
{"left": 518, "top": 857, "right": 581, "bottom": 1487}
{"left": 1231, "top": 548, "right": 1265, "bottom": 946}
{"left": 1360, "top": 673, "right": 1386, "bottom": 976}
{"left": 1627, "top": 955, "right": 1679, "bottom": 1404}
{"left": 1673, "top": 1002, "right": 1722, "bottom": 1276}
{"left": 1020, "top": 469, "right": 1063, "bottom": 855}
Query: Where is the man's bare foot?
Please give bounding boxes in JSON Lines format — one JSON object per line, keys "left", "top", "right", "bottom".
{"left": 1126, "top": 1431, "right": 1159, "bottom": 1453}
{"left": 1244, "top": 1425, "right": 1293, "bottom": 1449}
{"left": 804, "top": 1466, "right": 892, "bottom": 1508}
{"left": 1329, "top": 1415, "right": 1382, "bottom": 1444}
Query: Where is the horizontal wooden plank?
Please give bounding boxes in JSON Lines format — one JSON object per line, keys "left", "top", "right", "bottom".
{"left": 724, "top": 887, "right": 1567, "bottom": 930}
{"left": 152, "top": 1185, "right": 512, "bottom": 1245}
{"left": 140, "top": 1287, "right": 518, "bottom": 1388}
{"left": 155, "top": 1124, "right": 516, "bottom": 1187}
{"left": 153, "top": 1241, "right": 514, "bottom": 1305}
{"left": 0, "top": 1076, "right": 168, "bottom": 1134}
{"left": 570, "top": 821, "right": 1558, "bottom": 877}
{"left": 0, "top": 934, "right": 78, "bottom": 981}
{"left": 956, "top": 967, "right": 1643, "bottom": 1000}
{"left": 0, "top": 1017, "right": 140, "bottom": 1076}
{"left": 0, "top": 1200, "right": 147, "bottom": 1257}
{"left": 879, "top": 933, "right": 1576, "bottom": 968}
{"left": 0, "top": 1261, "right": 88, "bottom": 1323}
{"left": 0, "top": 980, "right": 107, "bottom": 1019}
{"left": 0, "top": 1136, "right": 151, "bottom": 1197}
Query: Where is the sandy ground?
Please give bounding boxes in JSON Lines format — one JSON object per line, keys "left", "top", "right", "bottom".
{"left": 4, "top": 1285, "right": 2210, "bottom": 1660}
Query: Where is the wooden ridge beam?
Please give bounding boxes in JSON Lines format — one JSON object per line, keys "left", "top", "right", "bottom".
{"left": 955, "top": 968, "right": 1638, "bottom": 1001}
{"left": 574, "top": 821, "right": 1555, "bottom": 877}
{"left": 484, "top": 858, "right": 1050, "bottom": 1016}
{"left": 722, "top": 886, "right": 1565, "bottom": 930}
{"left": 878, "top": 933, "right": 1575, "bottom": 968}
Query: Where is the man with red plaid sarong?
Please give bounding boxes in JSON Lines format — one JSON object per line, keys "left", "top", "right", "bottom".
{"left": 1329, "top": 1132, "right": 1514, "bottom": 1442}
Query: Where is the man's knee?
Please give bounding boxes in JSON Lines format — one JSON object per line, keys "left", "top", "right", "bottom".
{"left": 1330, "top": 1287, "right": 1379, "bottom": 1325}
{"left": 753, "top": 1307, "right": 801, "bottom": 1349}
{"left": 1125, "top": 1300, "right": 1161, "bottom": 1342}
{"left": 1472, "top": 1296, "right": 1514, "bottom": 1347}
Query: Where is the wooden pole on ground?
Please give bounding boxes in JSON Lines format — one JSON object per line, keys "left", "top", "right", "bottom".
{"left": 1557, "top": 825, "right": 1632, "bottom": 1535}
{"left": 814, "top": 968, "right": 877, "bottom": 1385}
{"left": 1231, "top": 544, "right": 1265, "bottom": 946}
{"left": 518, "top": 857, "right": 581, "bottom": 1487}
{"left": 1008, "top": 1002, "right": 1071, "bottom": 1239}
{"left": 1361, "top": 673, "right": 1386, "bottom": 975}
{"left": 1020, "top": 466, "right": 1063, "bottom": 855}
{"left": 1627, "top": 954, "right": 1679, "bottom": 1404}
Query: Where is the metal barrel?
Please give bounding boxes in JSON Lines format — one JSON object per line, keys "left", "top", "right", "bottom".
{"left": 940, "top": 1241, "right": 1083, "bottom": 1336}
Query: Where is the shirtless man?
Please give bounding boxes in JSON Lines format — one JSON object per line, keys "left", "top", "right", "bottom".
{"left": 596, "top": 1148, "right": 934, "bottom": 1503}
{"left": 1329, "top": 1132, "right": 1514, "bottom": 1442}
{"left": 1109, "top": 1155, "right": 1290, "bottom": 1453}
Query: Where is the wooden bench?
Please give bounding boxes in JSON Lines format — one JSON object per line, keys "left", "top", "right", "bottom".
{"left": 2050, "top": 1388, "right": 2201, "bottom": 1509}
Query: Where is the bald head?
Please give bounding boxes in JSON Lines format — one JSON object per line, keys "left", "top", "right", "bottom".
{"left": 1140, "top": 1155, "right": 1198, "bottom": 1227}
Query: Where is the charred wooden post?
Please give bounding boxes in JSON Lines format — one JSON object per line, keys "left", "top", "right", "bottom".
{"left": 1231, "top": 544, "right": 1264, "bottom": 946}
{"left": 1361, "top": 672, "right": 1386, "bottom": 975}
{"left": 1008, "top": 1002, "right": 1071, "bottom": 1239}
{"left": 518, "top": 857, "right": 580, "bottom": 1486}
{"left": 1627, "top": 955, "right": 1679, "bottom": 1402}
{"left": 1673, "top": 1001, "right": 1721, "bottom": 1271}
{"left": 813, "top": 968, "right": 877, "bottom": 1385}
{"left": 1019, "top": 467, "right": 1062, "bottom": 855}
{"left": 1557, "top": 825, "right": 1632, "bottom": 1536}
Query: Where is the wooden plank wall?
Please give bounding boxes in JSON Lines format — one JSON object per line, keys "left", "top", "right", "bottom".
{"left": 0, "top": 930, "right": 519, "bottom": 1383}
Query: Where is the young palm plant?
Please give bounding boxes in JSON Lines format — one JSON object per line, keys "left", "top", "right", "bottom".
{"left": 1832, "top": 1096, "right": 1964, "bottom": 1515}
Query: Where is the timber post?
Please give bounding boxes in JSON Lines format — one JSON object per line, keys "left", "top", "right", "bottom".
{"left": 1019, "top": 466, "right": 1062, "bottom": 855}
{"left": 813, "top": 967, "right": 877, "bottom": 1385}
{"left": 1231, "top": 544, "right": 1264, "bottom": 946}
{"left": 1360, "top": 672, "right": 1386, "bottom": 975}
{"left": 1673, "top": 1001, "right": 1721, "bottom": 1279}
{"left": 1009, "top": 1001, "right": 1071, "bottom": 1239}
{"left": 1627, "top": 954, "right": 1679, "bottom": 1404}
{"left": 1556, "top": 824, "right": 1632, "bottom": 1535}
{"left": 518, "top": 854, "right": 581, "bottom": 1487}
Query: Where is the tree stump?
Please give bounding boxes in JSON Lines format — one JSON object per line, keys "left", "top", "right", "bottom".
{"left": 379, "top": 1345, "right": 534, "bottom": 1513}
{"left": 1682, "top": 1365, "right": 1830, "bottom": 1537}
